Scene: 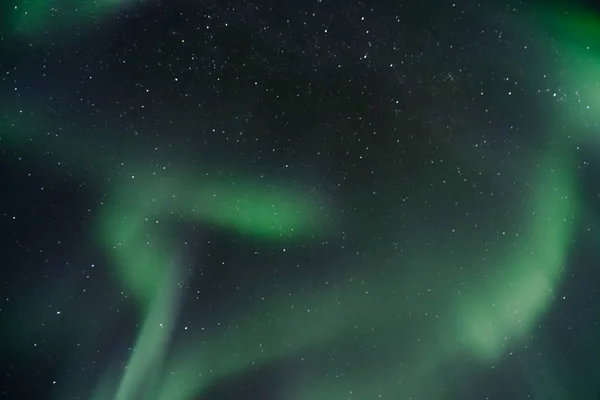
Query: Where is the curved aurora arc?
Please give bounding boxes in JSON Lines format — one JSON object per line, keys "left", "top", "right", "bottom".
{"left": 1, "top": 3, "right": 598, "bottom": 400}
{"left": 456, "top": 150, "right": 577, "bottom": 360}
{"left": 144, "top": 149, "right": 578, "bottom": 400}
{"left": 77, "top": 146, "right": 577, "bottom": 400}
{"left": 31, "top": 129, "right": 581, "bottom": 398}
{"left": 0, "top": 104, "right": 334, "bottom": 398}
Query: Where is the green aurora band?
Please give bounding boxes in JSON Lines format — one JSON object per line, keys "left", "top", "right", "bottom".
{"left": 2, "top": 3, "right": 599, "bottom": 399}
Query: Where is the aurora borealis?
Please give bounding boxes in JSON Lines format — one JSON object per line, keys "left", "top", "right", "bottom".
{"left": 1, "top": 1, "right": 600, "bottom": 399}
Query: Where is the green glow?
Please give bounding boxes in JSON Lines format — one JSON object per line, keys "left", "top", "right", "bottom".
{"left": 521, "top": 4, "right": 600, "bottom": 131}
{"left": 2, "top": 102, "right": 333, "bottom": 400}
{"left": 10, "top": 0, "right": 138, "bottom": 37}
{"left": 127, "top": 151, "right": 578, "bottom": 400}
{"left": 458, "top": 151, "right": 577, "bottom": 359}
{"left": 96, "top": 171, "right": 329, "bottom": 305}
{"left": 115, "top": 264, "right": 181, "bottom": 400}
{"left": 4, "top": 4, "right": 600, "bottom": 400}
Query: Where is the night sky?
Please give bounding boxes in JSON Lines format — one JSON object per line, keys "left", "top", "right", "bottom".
{"left": 1, "top": 1, "right": 600, "bottom": 399}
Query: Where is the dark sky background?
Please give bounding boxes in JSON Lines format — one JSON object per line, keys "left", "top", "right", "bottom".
{"left": 1, "top": 1, "right": 600, "bottom": 399}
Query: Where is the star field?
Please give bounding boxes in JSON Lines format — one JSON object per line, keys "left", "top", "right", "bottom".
{"left": 1, "top": 1, "right": 600, "bottom": 399}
